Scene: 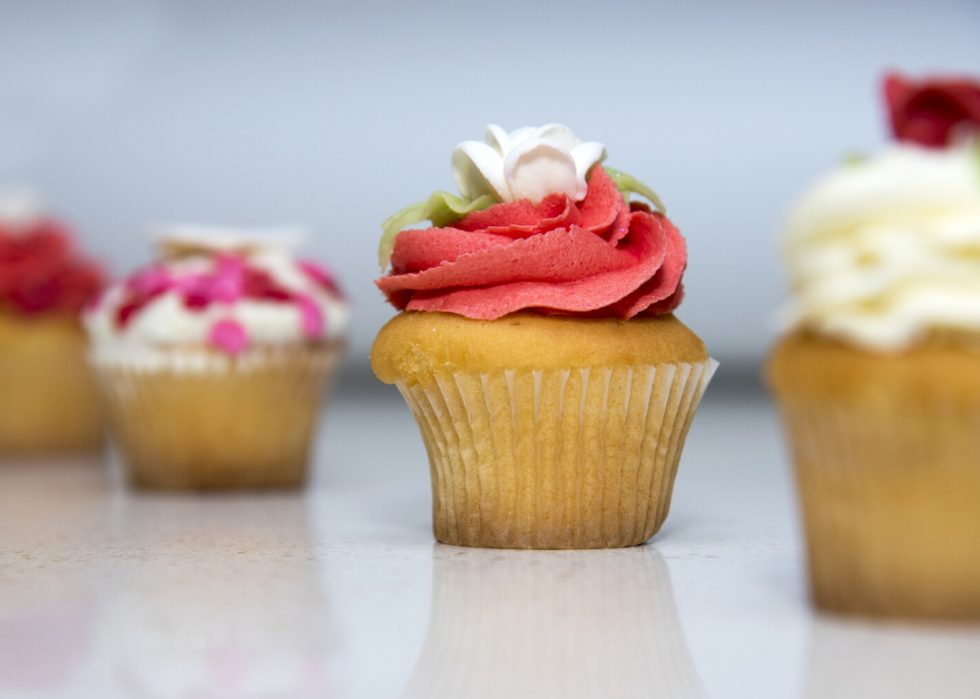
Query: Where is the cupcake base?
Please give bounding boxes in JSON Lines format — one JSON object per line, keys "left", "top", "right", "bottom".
{"left": 768, "top": 332, "right": 980, "bottom": 620}
{"left": 373, "top": 311, "right": 715, "bottom": 549}
{"left": 398, "top": 361, "right": 715, "bottom": 549}
{"left": 0, "top": 313, "right": 104, "bottom": 455}
{"left": 94, "top": 344, "right": 341, "bottom": 489}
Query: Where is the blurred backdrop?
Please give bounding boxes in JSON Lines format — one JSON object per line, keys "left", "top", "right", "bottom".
{"left": 2, "top": 0, "right": 979, "bottom": 376}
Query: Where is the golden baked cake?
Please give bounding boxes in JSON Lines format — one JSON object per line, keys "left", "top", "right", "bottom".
{"left": 767, "top": 73, "right": 980, "bottom": 619}
{"left": 84, "top": 226, "right": 348, "bottom": 489}
{"left": 372, "top": 124, "right": 716, "bottom": 549}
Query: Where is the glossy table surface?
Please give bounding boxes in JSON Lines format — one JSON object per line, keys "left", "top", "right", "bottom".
{"left": 2, "top": 384, "right": 979, "bottom": 699}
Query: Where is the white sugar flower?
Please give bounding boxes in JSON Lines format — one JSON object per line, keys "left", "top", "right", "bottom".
{"left": 451, "top": 124, "right": 607, "bottom": 205}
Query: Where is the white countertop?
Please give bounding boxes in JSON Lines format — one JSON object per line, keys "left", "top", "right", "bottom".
{"left": 2, "top": 386, "right": 979, "bottom": 699}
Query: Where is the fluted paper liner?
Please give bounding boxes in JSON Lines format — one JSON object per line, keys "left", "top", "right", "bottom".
{"left": 396, "top": 359, "right": 717, "bottom": 549}
{"left": 402, "top": 547, "right": 707, "bottom": 699}
{"left": 95, "top": 345, "right": 341, "bottom": 489}
{"left": 777, "top": 397, "right": 980, "bottom": 619}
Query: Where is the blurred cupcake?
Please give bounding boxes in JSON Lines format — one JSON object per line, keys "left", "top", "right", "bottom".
{"left": 372, "top": 124, "right": 716, "bottom": 549}
{"left": 767, "top": 74, "right": 980, "bottom": 619}
{"left": 84, "top": 226, "right": 348, "bottom": 489}
{"left": 0, "top": 187, "right": 105, "bottom": 455}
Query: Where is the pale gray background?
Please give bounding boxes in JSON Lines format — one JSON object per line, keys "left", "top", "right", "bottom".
{"left": 2, "top": 0, "right": 979, "bottom": 375}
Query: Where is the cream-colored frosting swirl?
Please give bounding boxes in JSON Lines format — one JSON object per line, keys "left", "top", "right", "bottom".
{"left": 780, "top": 143, "right": 980, "bottom": 350}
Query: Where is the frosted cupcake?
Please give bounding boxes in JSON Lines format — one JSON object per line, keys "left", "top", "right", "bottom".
{"left": 0, "top": 188, "right": 105, "bottom": 454}
{"left": 84, "top": 227, "right": 348, "bottom": 489}
{"left": 767, "top": 74, "right": 980, "bottom": 619}
{"left": 372, "top": 124, "right": 716, "bottom": 549}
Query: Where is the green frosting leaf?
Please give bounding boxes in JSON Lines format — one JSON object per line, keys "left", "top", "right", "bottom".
{"left": 601, "top": 166, "right": 666, "bottom": 215}
{"left": 842, "top": 151, "right": 868, "bottom": 167}
{"left": 378, "top": 192, "right": 496, "bottom": 270}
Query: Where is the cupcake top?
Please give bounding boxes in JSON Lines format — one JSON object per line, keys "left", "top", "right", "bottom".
{"left": 376, "top": 124, "right": 687, "bottom": 320}
{"left": 84, "top": 226, "right": 348, "bottom": 358}
{"left": 781, "top": 73, "right": 980, "bottom": 350}
{"left": 0, "top": 187, "right": 105, "bottom": 317}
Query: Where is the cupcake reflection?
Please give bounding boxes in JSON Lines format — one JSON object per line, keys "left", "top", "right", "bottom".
{"left": 0, "top": 459, "right": 109, "bottom": 696}
{"left": 91, "top": 494, "right": 339, "bottom": 697}
{"left": 402, "top": 546, "right": 707, "bottom": 699}
{"left": 805, "top": 617, "right": 980, "bottom": 699}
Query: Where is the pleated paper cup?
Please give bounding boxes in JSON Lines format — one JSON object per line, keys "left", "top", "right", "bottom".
{"left": 0, "top": 313, "right": 104, "bottom": 455}
{"left": 397, "top": 360, "right": 716, "bottom": 549}
{"left": 768, "top": 332, "right": 980, "bottom": 620}
{"left": 93, "top": 343, "right": 342, "bottom": 489}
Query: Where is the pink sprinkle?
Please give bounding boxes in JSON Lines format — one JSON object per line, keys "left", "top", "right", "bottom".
{"left": 210, "top": 275, "right": 241, "bottom": 303}
{"left": 297, "top": 295, "right": 325, "bottom": 339}
{"left": 208, "top": 319, "right": 249, "bottom": 354}
{"left": 175, "top": 274, "right": 214, "bottom": 310}
{"left": 211, "top": 255, "right": 245, "bottom": 302}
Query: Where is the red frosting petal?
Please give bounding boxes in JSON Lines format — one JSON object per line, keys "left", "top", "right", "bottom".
{"left": 576, "top": 166, "right": 624, "bottom": 233}
{"left": 607, "top": 216, "right": 687, "bottom": 317}
{"left": 379, "top": 221, "right": 647, "bottom": 296}
{"left": 382, "top": 211, "right": 675, "bottom": 319}
{"left": 0, "top": 219, "right": 104, "bottom": 315}
{"left": 452, "top": 166, "right": 622, "bottom": 240}
{"left": 454, "top": 197, "right": 555, "bottom": 232}
{"left": 390, "top": 227, "right": 514, "bottom": 274}
{"left": 376, "top": 167, "right": 687, "bottom": 321}
{"left": 885, "top": 72, "right": 980, "bottom": 148}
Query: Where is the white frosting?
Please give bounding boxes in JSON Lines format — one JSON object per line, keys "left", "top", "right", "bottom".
{"left": 0, "top": 185, "right": 44, "bottom": 227}
{"left": 780, "top": 143, "right": 980, "bottom": 350}
{"left": 451, "top": 124, "right": 606, "bottom": 205}
{"left": 85, "top": 229, "right": 349, "bottom": 366}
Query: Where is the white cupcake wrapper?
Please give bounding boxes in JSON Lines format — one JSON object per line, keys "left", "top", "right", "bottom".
{"left": 397, "top": 359, "right": 717, "bottom": 549}
{"left": 94, "top": 345, "right": 341, "bottom": 489}
{"left": 777, "top": 396, "right": 980, "bottom": 618}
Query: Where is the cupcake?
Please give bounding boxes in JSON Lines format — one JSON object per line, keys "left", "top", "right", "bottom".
{"left": 0, "top": 187, "right": 105, "bottom": 454}
{"left": 767, "top": 74, "right": 980, "bottom": 619}
{"left": 371, "top": 124, "right": 716, "bottom": 549}
{"left": 84, "top": 226, "right": 348, "bottom": 489}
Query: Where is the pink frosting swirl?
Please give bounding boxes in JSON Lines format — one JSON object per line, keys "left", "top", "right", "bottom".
{"left": 376, "top": 167, "right": 686, "bottom": 320}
